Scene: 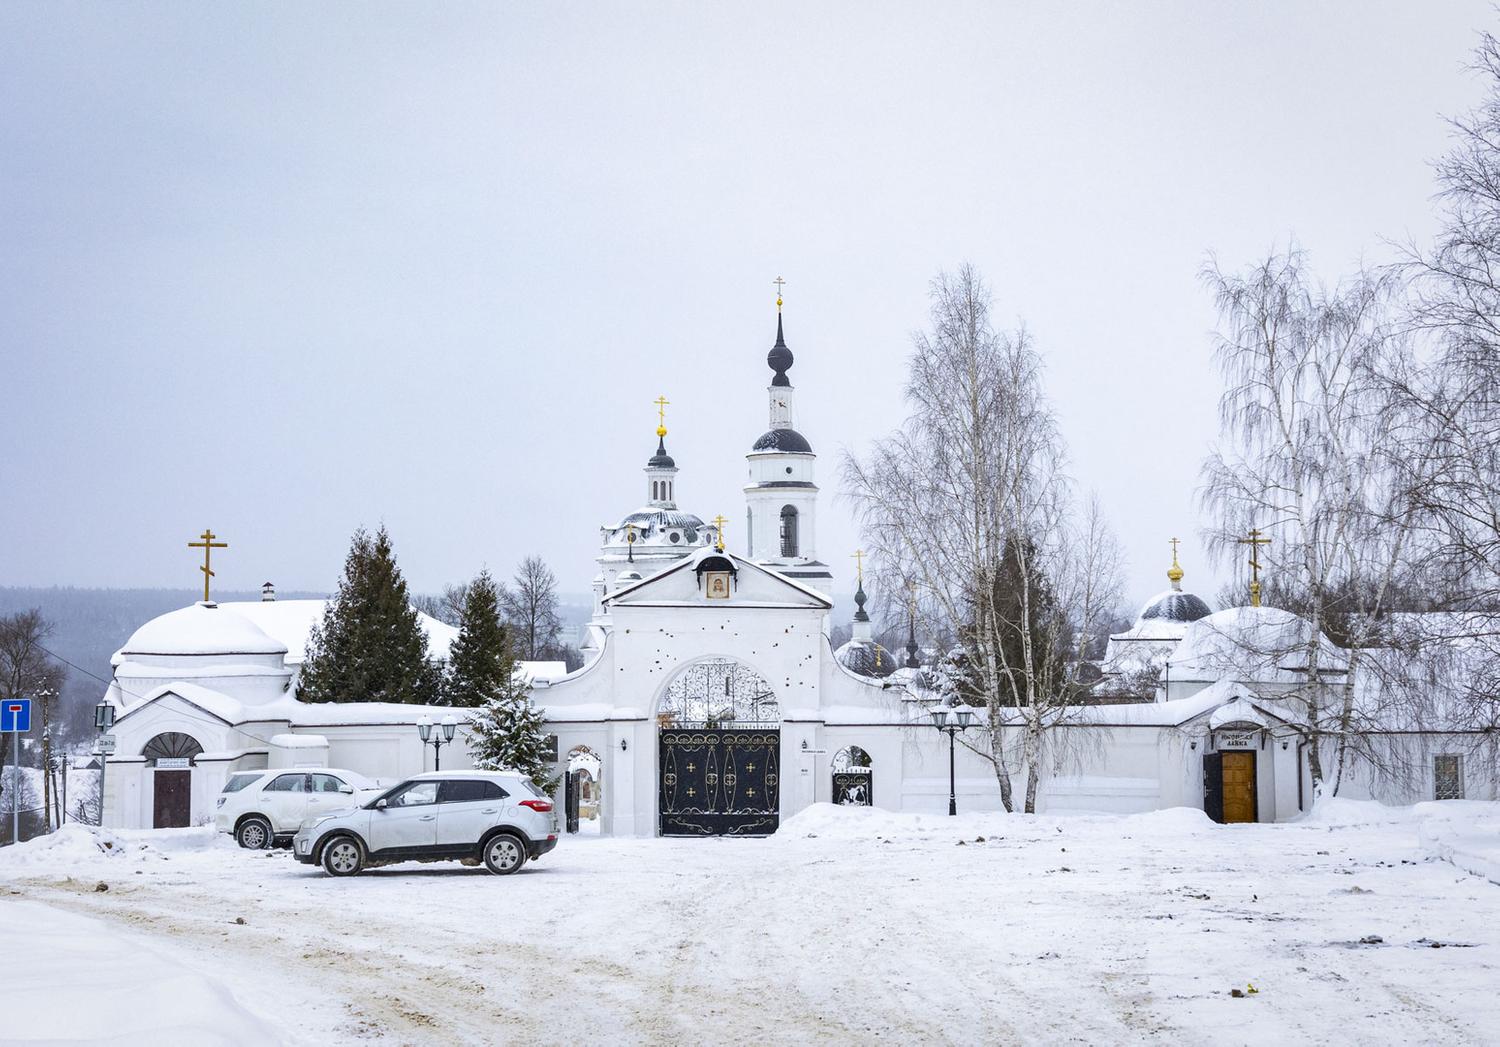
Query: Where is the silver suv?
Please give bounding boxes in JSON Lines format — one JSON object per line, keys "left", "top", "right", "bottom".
{"left": 292, "top": 771, "right": 558, "bottom": 876}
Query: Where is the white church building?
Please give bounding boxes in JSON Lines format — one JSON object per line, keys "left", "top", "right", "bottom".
{"left": 99, "top": 307, "right": 1497, "bottom": 835}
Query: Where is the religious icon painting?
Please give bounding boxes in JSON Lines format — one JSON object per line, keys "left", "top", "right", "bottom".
{"left": 705, "top": 572, "right": 731, "bottom": 600}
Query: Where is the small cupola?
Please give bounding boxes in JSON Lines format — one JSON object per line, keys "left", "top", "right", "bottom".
{"left": 645, "top": 395, "right": 679, "bottom": 508}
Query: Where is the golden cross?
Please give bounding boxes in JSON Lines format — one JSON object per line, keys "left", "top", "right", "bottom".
{"left": 773, "top": 276, "right": 785, "bottom": 311}
{"left": 852, "top": 549, "right": 866, "bottom": 586}
{"left": 653, "top": 396, "right": 670, "bottom": 438}
{"left": 1235, "top": 528, "right": 1272, "bottom": 607}
{"left": 188, "top": 528, "right": 228, "bottom": 603}
{"left": 712, "top": 514, "right": 728, "bottom": 552}
{"left": 1169, "top": 537, "right": 1180, "bottom": 563}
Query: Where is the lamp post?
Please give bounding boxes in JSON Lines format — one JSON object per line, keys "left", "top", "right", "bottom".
{"left": 94, "top": 701, "right": 115, "bottom": 827}
{"left": 929, "top": 704, "right": 975, "bottom": 816}
{"left": 418, "top": 716, "right": 458, "bottom": 771}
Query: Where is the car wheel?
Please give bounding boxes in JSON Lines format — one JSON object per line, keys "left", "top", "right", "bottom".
{"left": 483, "top": 833, "right": 527, "bottom": 875}
{"left": 321, "top": 835, "right": 364, "bottom": 877}
{"left": 236, "top": 816, "right": 272, "bottom": 850}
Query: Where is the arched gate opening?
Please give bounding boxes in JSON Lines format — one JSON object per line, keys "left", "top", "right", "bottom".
{"left": 655, "top": 659, "right": 780, "bottom": 837}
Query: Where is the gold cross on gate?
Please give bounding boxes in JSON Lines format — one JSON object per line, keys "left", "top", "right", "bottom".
{"left": 712, "top": 515, "right": 728, "bottom": 552}
{"left": 773, "top": 276, "right": 785, "bottom": 311}
{"left": 188, "top": 529, "right": 228, "bottom": 603}
{"left": 654, "top": 396, "right": 670, "bottom": 438}
{"left": 852, "top": 549, "right": 866, "bottom": 586}
{"left": 1236, "top": 528, "right": 1272, "bottom": 607}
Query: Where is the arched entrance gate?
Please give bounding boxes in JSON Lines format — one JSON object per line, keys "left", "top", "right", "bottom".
{"left": 144, "top": 732, "right": 203, "bottom": 829}
{"left": 656, "top": 659, "right": 780, "bottom": 837}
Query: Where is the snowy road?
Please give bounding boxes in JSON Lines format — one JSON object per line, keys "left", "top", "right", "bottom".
{"left": 1, "top": 802, "right": 1498, "bottom": 1046}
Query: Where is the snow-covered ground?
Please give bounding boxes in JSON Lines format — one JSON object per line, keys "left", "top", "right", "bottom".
{"left": 1, "top": 801, "right": 1498, "bottom": 1045}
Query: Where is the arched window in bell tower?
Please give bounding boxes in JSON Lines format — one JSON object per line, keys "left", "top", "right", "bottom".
{"left": 779, "top": 505, "right": 799, "bottom": 558}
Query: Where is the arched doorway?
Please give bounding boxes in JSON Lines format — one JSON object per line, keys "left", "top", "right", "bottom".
{"left": 565, "top": 745, "right": 602, "bottom": 835}
{"left": 656, "top": 658, "right": 780, "bottom": 837}
{"left": 142, "top": 732, "right": 203, "bottom": 829}
{"left": 831, "top": 746, "right": 873, "bottom": 806}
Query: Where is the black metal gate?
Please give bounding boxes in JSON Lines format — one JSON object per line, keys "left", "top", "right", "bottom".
{"left": 832, "top": 769, "right": 872, "bottom": 806}
{"left": 565, "top": 770, "right": 582, "bottom": 834}
{"left": 658, "top": 727, "right": 780, "bottom": 836}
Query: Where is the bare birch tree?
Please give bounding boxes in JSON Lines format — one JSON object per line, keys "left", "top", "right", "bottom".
{"left": 503, "top": 556, "right": 564, "bottom": 662}
{"left": 843, "top": 265, "right": 1123, "bottom": 812}
{"left": 1199, "top": 249, "right": 1423, "bottom": 797}
{"left": 1392, "top": 30, "right": 1500, "bottom": 742}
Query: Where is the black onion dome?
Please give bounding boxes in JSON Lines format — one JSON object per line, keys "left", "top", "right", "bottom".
{"left": 1139, "top": 591, "right": 1212, "bottom": 624}
{"left": 647, "top": 436, "right": 675, "bottom": 469}
{"left": 752, "top": 428, "right": 813, "bottom": 453}
{"left": 767, "top": 314, "right": 794, "bottom": 387}
{"left": 836, "top": 639, "right": 897, "bottom": 679}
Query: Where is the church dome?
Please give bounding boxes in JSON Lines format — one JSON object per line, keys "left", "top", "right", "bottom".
{"left": 118, "top": 601, "right": 288, "bottom": 659}
{"left": 647, "top": 436, "right": 676, "bottom": 469}
{"left": 1137, "top": 590, "right": 1212, "bottom": 625}
{"left": 835, "top": 638, "right": 897, "bottom": 679}
{"left": 751, "top": 428, "right": 813, "bottom": 454}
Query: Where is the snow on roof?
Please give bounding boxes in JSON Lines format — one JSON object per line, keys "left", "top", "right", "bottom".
{"left": 518, "top": 661, "right": 568, "bottom": 683}
{"left": 269, "top": 733, "right": 327, "bottom": 749}
{"left": 219, "top": 599, "right": 458, "bottom": 664}
{"left": 1170, "top": 606, "right": 1347, "bottom": 683}
{"left": 117, "top": 602, "right": 287, "bottom": 660}
{"left": 120, "top": 682, "right": 247, "bottom": 724}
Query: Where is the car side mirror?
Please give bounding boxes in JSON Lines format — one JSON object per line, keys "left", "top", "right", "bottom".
{"left": 374, "top": 798, "right": 388, "bottom": 810}
{"left": 339, "top": 784, "right": 354, "bottom": 794}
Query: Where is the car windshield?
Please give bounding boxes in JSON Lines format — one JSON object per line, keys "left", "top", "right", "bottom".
{"left": 378, "top": 780, "right": 440, "bottom": 807}
{"left": 518, "top": 778, "right": 548, "bottom": 799}
{"left": 222, "top": 773, "right": 262, "bottom": 794}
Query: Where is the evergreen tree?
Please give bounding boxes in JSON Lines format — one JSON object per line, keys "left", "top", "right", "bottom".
{"left": 467, "top": 673, "right": 559, "bottom": 793}
{"left": 299, "top": 526, "right": 439, "bottom": 704}
{"left": 442, "top": 570, "right": 510, "bottom": 708}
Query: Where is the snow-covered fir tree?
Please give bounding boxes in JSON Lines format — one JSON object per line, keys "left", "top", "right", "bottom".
{"left": 299, "top": 526, "right": 440, "bottom": 704}
{"left": 466, "top": 671, "right": 559, "bottom": 793}
{"left": 442, "top": 569, "right": 509, "bottom": 708}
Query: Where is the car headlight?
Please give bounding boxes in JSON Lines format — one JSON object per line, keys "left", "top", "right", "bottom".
{"left": 216, "top": 797, "right": 226, "bottom": 808}
{"left": 303, "top": 815, "right": 335, "bottom": 831}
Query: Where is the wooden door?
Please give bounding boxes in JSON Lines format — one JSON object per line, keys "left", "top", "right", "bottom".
{"left": 1220, "top": 751, "right": 1257, "bottom": 824}
{"left": 153, "top": 770, "right": 192, "bottom": 828}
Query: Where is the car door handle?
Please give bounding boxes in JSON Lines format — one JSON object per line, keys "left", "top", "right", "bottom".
{"left": 419, "top": 815, "right": 436, "bottom": 821}
{"left": 480, "top": 808, "right": 498, "bottom": 814}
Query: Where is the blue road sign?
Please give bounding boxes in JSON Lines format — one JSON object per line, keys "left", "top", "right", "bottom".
{"left": 1, "top": 698, "right": 31, "bottom": 733}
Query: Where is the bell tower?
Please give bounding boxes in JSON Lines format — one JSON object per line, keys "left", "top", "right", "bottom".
{"left": 645, "top": 395, "right": 678, "bottom": 508}
{"left": 743, "top": 283, "right": 832, "bottom": 593}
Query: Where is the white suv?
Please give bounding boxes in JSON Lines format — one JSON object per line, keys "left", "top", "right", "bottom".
{"left": 216, "top": 768, "right": 384, "bottom": 849}
{"left": 293, "top": 771, "right": 558, "bottom": 876}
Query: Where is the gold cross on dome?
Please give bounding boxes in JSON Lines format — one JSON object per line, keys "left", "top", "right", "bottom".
{"left": 654, "top": 396, "right": 670, "bottom": 438}
{"left": 187, "top": 528, "right": 228, "bottom": 602}
{"left": 1169, "top": 537, "right": 1180, "bottom": 562}
{"left": 1235, "top": 528, "right": 1272, "bottom": 607}
{"left": 773, "top": 276, "right": 785, "bottom": 311}
{"left": 852, "top": 549, "right": 866, "bottom": 586}
{"left": 712, "top": 515, "right": 728, "bottom": 552}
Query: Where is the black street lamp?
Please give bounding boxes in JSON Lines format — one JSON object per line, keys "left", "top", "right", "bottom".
{"left": 929, "top": 704, "right": 976, "bottom": 816}
{"left": 417, "top": 716, "right": 458, "bottom": 771}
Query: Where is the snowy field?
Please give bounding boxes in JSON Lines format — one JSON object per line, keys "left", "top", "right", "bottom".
{"left": 1, "top": 802, "right": 1498, "bottom": 1046}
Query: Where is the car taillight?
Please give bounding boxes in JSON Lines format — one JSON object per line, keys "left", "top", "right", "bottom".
{"left": 519, "top": 799, "right": 553, "bottom": 813}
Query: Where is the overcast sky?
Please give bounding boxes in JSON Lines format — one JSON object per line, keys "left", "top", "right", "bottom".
{"left": 1, "top": 2, "right": 1492, "bottom": 618}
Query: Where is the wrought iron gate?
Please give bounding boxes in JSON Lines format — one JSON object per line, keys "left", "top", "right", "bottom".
{"left": 832, "top": 769, "right": 872, "bottom": 806}
{"left": 658, "top": 727, "right": 780, "bottom": 836}
{"left": 565, "top": 770, "right": 582, "bottom": 834}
